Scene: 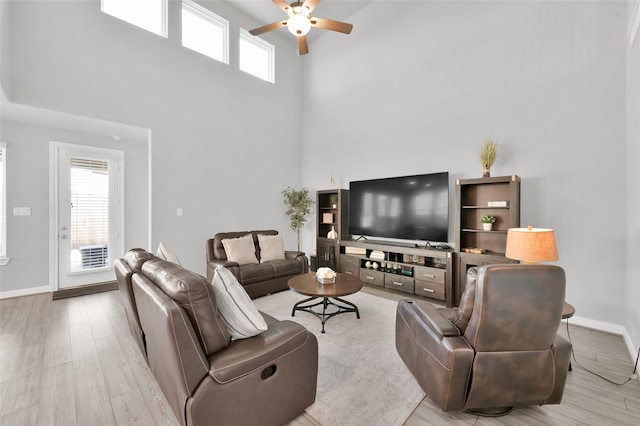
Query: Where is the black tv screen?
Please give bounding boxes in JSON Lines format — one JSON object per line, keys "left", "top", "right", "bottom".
{"left": 348, "top": 172, "right": 449, "bottom": 243}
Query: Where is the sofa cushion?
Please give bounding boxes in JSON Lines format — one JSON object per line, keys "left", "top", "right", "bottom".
{"left": 124, "top": 248, "right": 157, "bottom": 272}
{"left": 270, "top": 259, "right": 304, "bottom": 278}
{"left": 222, "top": 234, "right": 259, "bottom": 265}
{"left": 211, "top": 267, "right": 268, "bottom": 340}
{"left": 156, "top": 242, "right": 181, "bottom": 265}
{"left": 234, "top": 263, "right": 273, "bottom": 285}
{"left": 141, "top": 258, "right": 230, "bottom": 355}
{"left": 257, "top": 233, "right": 286, "bottom": 263}
{"left": 451, "top": 267, "right": 478, "bottom": 334}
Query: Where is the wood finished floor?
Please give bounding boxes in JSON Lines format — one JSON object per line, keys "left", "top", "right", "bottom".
{"left": 0, "top": 287, "right": 638, "bottom": 426}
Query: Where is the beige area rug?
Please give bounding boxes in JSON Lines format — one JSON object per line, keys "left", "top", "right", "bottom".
{"left": 253, "top": 289, "right": 425, "bottom": 426}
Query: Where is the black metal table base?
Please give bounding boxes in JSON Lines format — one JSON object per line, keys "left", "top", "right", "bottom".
{"left": 291, "top": 296, "right": 360, "bottom": 333}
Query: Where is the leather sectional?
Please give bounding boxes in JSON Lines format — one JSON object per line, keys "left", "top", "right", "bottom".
{"left": 115, "top": 248, "right": 318, "bottom": 426}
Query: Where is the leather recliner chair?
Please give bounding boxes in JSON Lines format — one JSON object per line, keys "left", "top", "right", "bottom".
{"left": 396, "top": 264, "right": 572, "bottom": 415}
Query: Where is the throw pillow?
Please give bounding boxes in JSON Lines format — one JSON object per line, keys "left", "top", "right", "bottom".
{"left": 211, "top": 266, "right": 268, "bottom": 340}
{"left": 257, "top": 233, "right": 286, "bottom": 263}
{"left": 451, "top": 266, "right": 478, "bottom": 334}
{"left": 221, "top": 234, "right": 259, "bottom": 265}
{"left": 156, "top": 242, "right": 181, "bottom": 265}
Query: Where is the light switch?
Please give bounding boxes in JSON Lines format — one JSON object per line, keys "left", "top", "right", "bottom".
{"left": 177, "top": 208, "right": 183, "bottom": 217}
{"left": 13, "top": 207, "right": 31, "bottom": 216}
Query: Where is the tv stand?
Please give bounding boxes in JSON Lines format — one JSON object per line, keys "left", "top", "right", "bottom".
{"left": 338, "top": 239, "right": 454, "bottom": 307}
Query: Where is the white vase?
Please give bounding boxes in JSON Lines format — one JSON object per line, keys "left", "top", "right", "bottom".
{"left": 482, "top": 223, "right": 493, "bottom": 231}
{"left": 327, "top": 226, "right": 338, "bottom": 239}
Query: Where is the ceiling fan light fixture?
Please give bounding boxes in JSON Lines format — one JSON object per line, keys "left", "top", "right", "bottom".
{"left": 287, "top": 14, "right": 311, "bottom": 36}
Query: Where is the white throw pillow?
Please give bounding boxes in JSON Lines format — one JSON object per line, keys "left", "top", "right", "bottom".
{"left": 221, "top": 234, "right": 259, "bottom": 265}
{"left": 211, "top": 266, "right": 268, "bottom": 340}
{"left": 257, "top": 234, "right": 286, "bottom": 263}
{"left": 157, "top": 242, "right": 181, "bottom": 265}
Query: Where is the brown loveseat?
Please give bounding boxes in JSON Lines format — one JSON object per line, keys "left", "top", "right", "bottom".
{"left": 396, "top": 264, "right": 571, "bottom": 415}
{"left": 115, "top": 248, "right": 318, "bottom": 426}
{"left": 206, "top": 230, "right": 308, "bottom": 299}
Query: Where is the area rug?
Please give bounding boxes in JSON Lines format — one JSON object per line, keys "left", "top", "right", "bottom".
{"left": 253, "top": 289, "right": 425, "bottom": 426}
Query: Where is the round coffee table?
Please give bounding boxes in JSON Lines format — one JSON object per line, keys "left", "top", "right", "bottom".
{"left": 288, "top": 272, "right": 363, "bottom": 333}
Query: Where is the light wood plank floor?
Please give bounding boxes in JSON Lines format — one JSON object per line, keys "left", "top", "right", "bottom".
{"left": 1, "top": 288, "right": 638, "bottom": 426}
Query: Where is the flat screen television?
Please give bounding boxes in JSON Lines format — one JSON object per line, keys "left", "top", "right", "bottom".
{"left": 348, "top": 172, "right": 449, "bottom": 243}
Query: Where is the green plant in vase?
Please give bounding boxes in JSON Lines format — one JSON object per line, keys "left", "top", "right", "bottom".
{"left": 480, "top": 214, "right": 496, "bottom": 231}
{"left": 282, "top": 187, "right": 314, "bottom": 252}
{"left": 479, "top": 139, "right": 498, "bottom": 178}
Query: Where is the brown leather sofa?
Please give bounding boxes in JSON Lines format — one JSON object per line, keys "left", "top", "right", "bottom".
{"left": 115, "top": 248, "right": 318, "bottom": 426}
{"left": 206, "top": 230, "right": 308, "bottom": 299}
{"left": 395, "top": 264, "right": 572, "bottom": 415}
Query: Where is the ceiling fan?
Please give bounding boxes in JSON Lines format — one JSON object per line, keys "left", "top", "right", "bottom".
{"left": 248, "top": 0, "right": 353, "bottom": 55}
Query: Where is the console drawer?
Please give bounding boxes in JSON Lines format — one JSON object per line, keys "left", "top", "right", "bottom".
{"left": 384, "top": 275, "right": 414, "bottom": 294}
{"left": 413, "top": 266, "right": 446, "bottom": 284}
{"left": 415, "top": 280, "right": 445, "bottom": 301}
{"left": 340, "top": 255, "right": 359, "bottom": 276}
{"left": 360, "top": 269, "right": 384, "bottom": 287}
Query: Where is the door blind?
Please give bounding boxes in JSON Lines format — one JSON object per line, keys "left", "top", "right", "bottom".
{"left": 69, "top": 156, "right": 110, "bottom": 271}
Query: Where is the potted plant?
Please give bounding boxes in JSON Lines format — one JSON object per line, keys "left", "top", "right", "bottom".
{"left": 479, "top": 139, "right": 498, "bottom": 178}
{"left": 480, "top": 214, "right": 496, "bottom": 231}
{"left": 329, "top": 194, "right": 338, "bottom": 208}
{"left": 282, "top": 187, "right": 314, "bottom": 252}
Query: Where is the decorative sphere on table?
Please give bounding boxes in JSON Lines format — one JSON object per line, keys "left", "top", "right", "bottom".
{"left": 372, "top": 262, "right": 379, "bottom": 270}
{"left": 365, "top": 261, "right": 372, "bottom": 269}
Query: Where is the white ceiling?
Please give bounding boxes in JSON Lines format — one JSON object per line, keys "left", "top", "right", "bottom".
{"left": 226, "top": 0, "right": 372, "bottom": 39}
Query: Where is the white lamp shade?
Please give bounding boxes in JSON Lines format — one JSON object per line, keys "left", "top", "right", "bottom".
{"left": 505, "top": 227, "right": 559, "bottom": 264}
{"left": 287, "top": 14, "right": 311, "bottom": 36}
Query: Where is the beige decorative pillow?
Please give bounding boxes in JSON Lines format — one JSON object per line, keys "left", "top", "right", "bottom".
{"left": 257, "top": 234, "right": 286, "bottom": 263}
{"left": 156, "top": 242, "right": 181, "bottom": 265}
{"left": 211, "top": 266, "right": 268, "bottom": 340}
{"left": 221, "top": 234, "right": 259, "bottom": 265}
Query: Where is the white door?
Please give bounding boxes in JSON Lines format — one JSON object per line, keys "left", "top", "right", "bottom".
{"left": 54, "top": 143, "right": 124, "bottom": 289}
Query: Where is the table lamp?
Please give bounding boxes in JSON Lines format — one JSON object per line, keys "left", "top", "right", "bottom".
{"left": 505, "top": 225, "right": 559, "bottom": 264}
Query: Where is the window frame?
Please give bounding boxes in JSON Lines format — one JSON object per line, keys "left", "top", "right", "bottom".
{"left": 239, "top": 29, "right": 275, "bottom": 84}
{"left": 101, "top": 0, "right": 168, "bottom": 38}
{"left": 181, "top": 0, "right": 230, "bottom": 64}
{"left": 0, "top": 142, "right": 7, "bottom": 265}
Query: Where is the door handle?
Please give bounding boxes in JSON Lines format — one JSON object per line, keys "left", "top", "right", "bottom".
{"left": 59, "top": 234, "right": 67, "bottom": 239}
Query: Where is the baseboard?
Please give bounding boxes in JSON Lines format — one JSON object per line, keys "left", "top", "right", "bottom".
{"left": 52, "top": 281, "right": 118, "bottom": 300}
{"left": 0, "top": 285, "right": 50, "bottom": 299}
{"left": 570, "top": 315, "right": 639, "bottom": 366}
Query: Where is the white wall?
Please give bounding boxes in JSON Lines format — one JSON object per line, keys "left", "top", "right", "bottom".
{"left": 0, "top": 119, "right": 149, "bottom": 294}
{"left": 625, "top": 0, "right": 640, "bottom": 348}
{"left": 302, "top": 0, "right": 633, "bottom": 335}
{"left": 3, "top": 0, "right": 305, "bottom": 277}
{"left": 0, "top": 0, "right": 10, "bottom": 98}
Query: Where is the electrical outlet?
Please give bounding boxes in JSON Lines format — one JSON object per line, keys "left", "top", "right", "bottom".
{"left": 13, "top": 207, "right": 31, "bottom": 216}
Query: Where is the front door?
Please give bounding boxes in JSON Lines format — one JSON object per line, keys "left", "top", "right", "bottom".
{"left": 54, "top": 142, "right": 123, "bottom": 289}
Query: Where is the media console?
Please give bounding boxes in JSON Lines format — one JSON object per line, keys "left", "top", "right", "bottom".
{"left": 338, "top": 240, "right": 455, "bottom": 307}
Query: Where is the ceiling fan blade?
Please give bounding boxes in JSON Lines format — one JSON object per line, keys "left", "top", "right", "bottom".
{"left": 273, "top": 0, "right": 292, "bottom": 13}
{"left": 297, "top": 35, "right": 309, "bottom": 55}
{"left": 310, "top": 17, "right": 353, "bottom": 34}
{"left": 302, "top": 0, "right": 321, "bottom": 13}
{"left": 249, "top": 20, "right": 287, "bottom": 36}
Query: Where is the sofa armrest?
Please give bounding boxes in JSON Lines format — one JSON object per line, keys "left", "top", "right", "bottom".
{"left": 206, "top": 260, "right": 240, "bottom": 282}
{"left": 408, "top": 300, "right": 460, "bottom": 339}
{"left": 285, "top": 251, "right": 309, "bottom": 273}
{"left": 208, "top": 320, "right": 314, "bottom": 384}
